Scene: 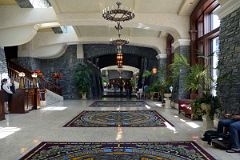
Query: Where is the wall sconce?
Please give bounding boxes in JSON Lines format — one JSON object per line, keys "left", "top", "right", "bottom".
{"left": 19, "top": 72, "right": 25, "bottom": 89}
{"left": 31, "top": 73, "right": 38, "bottom": 88}
{"left": 31, "top": 73, "right": 37, "bottom": 78}
{"left": 152, "top": 67, "right": 157, "bottom": 75}
{"left": 19, "top": 72, "right": 25, "bottom": 77}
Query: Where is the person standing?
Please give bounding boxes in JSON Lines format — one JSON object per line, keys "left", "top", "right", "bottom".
{"left": 8, "top": 78, "right": 15, "bottom": 106}
{"left": 9, "top": 78, "right": 15, "bottom": 94}
{"left": 1, "top": 79, "right": 13, "bottom": 113}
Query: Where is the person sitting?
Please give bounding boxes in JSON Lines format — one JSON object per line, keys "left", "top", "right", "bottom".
{"left": 1, "top": 78, "right": 13, "bottom": 113}
{"left": 217, "top": 114, "right": 240, "bottom": 153}
{"left": 226, "top": 115, "right": 240, "bottom": 153}
{"left": 217, "top": 114, "right": 239, "bottom": 134}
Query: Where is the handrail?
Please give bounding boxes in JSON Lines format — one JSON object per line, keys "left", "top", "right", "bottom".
{"left": 8, "top": 61, "right": 62, "bottom": 96}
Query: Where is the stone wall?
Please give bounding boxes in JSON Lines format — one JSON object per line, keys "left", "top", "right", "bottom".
{"left": 172, "top": 46, "right": 190, "bottom": 101}
{"left": 217, "top": 7, "right": 240, "bottom": 114}
{"left": 14, "top": 45, "right": 103, "bottom": 99}
{"left": 14, "top": 57, "right": 41, "bottom": 71}
{"left": 0, "top": 47, "right": 8, "bottom": 79}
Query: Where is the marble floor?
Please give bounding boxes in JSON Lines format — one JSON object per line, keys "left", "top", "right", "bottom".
{"left": 0, "top": 98, "right": 239, "bottom": 159}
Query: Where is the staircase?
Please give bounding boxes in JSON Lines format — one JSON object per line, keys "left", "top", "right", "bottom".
{"left": 46, "top": 89, "right": 63, "bottom": 105}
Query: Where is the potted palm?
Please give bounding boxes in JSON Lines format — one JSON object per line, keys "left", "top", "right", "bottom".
{"left": 74, "top": 63, "right": 92, "bottom": 99}
{"left": 185, "top": 64, "right": 212, "bottom": 99}
{"left": 197, "top": 93, "right": 221, "bottom": 131}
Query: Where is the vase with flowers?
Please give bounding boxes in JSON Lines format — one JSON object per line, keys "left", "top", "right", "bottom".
{"left": 51, "top": 72, "right": 63, "bottom": 85}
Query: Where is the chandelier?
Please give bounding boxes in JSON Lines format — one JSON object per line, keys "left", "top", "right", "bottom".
{"left": 102, "top": 1, "right": 135, "bottom": 69}
{"left": 111, "top": 37, "right": 129, "bottom": 46}
{"left": 102, "top": 1, "right": 135, "bottom": 22}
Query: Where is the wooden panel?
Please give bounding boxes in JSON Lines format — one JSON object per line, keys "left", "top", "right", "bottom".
{"left": 27, "top": 89, "right": 34, "bottom": 110}
{"left": 9, "top": 89, "right": 37, "bottom": 113}
{"left": 33, "top": 89, "right": 40, "bottom": 109}
{"left": 9, "top": 89, "right": 28, "bottom": 113}
{"left": 0, "top": 91, "right": 5, "bottom": 120}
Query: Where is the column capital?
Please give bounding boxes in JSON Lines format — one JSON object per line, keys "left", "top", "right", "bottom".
{"left": 215, "top": 0, "right": 240, "bottom": 19}
{"left": 172, "top": 39, "right": 190, "bottom": 49}
{"left": 156, "top": 53, "right": 167, "bottom": 59}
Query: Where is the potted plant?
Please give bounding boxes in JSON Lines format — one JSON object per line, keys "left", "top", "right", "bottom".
{"left": 169, "top": 53, "right": 189, "bottom": 83}
{"left": 148, "top": 80, "right": 161, "bottom": 100}
{"left": 74, "top": 63, "right": 92, "bottom": 99}
{"left": 184, "top": 64, "right": 212, "bottom": 99}
{"left": 191, "top": 92, "right": 221, "bottom": 131}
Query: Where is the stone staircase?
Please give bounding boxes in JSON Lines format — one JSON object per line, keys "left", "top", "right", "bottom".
{"left": 45, "top": 89, "right": 63, "bottom": 106}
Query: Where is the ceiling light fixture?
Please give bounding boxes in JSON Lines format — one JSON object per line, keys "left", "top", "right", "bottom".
{"left": 102, "top": 1, "right": 135, "bottom": 22}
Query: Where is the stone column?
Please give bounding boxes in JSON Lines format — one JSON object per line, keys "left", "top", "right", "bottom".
{"left": 0, "top": 47, "right": 8, "bottom": 81}
{"left": 156, "top": 53, "right": 167, "bottom": 81}
{"left": 171, "top": 39, "right": 190, "bottom": 101}
{"left": 215, "top": 1, "right": 240, "bottom": 114}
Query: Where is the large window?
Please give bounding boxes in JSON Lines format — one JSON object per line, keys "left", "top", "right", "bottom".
{"left": 190, "top": 0, "right": 220, "bottom": 95}
{"left": 210, "top": 37, "right": 219, "bottom": 96}
{"left": 210, "top": 7, "right": 220, "bottom": 31}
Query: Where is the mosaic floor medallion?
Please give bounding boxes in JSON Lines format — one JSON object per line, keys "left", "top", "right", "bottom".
{"left": 89, "top": 100, "right": 148, "bottom": 107}
{"left": 19, "top": 141, "right": 216, "bottom": 160}
{"left": 63, "top": 110, "right": 173, "bottom": 127}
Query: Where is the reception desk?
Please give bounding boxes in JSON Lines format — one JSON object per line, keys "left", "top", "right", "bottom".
{"left": 9, "top": 88, "right": 40, "bottom": 113}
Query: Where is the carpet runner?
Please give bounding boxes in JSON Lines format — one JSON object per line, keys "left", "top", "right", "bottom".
{"left": 19, "top": 141, "right": 216, "bottom": 160}
{"left": 63, "top": 110, "right": 173, "bottom": 127}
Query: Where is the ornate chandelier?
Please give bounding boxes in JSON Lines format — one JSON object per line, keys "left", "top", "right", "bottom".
{"left": 111, "top": 37, "right": 129, "bottom": 46}
{"left": 102, "top": 1, "right": 135, "bottom": 22}
{"left": 102, "top": 1, "right": 135, "bottom": 69}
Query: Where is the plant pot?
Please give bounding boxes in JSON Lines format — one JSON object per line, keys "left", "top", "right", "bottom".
{"left": 164, "top": 93, "right": 172, "bottom": 98}
{"left": 164, "top": 93, "right": 172, "bottom": 108}
{"left": 201, "top": 115, "right": 214, "bottom": 133}
{"left": 81, "top": 93, "right": 87, "bottom": 99}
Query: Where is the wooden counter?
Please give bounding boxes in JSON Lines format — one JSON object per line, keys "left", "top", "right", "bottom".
{"left": 9, "top": 89, "right": 35, "bottom": 113}
{"left": 0, "top": 91, "right": 5, "bottom": 120}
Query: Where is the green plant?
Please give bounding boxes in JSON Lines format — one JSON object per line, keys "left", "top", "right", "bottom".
{"left": 130, "top": 78, "right": 136, "bottom": 89}
{"left": 184, "top": 64, "right": 212, "bottom": 92}
{"left": 162, "top": 77, "right": 173, "bottom": 93}
{"left": 142, "top": 70, "right": 152, "bottom": 78}
{"left": 148, "top": 80, "right": 161, "bottom": 92}
{"left": 191, "top": 98, "right": 203, "bottom": 119}
{"left": 191, "top": 93, "right": 221, "bottom": 120}
{"left": 74, "top": 63, "right": 92, "bottom": 94}
{"left": 169, "top": 53, "right": 189, "bottom": 83}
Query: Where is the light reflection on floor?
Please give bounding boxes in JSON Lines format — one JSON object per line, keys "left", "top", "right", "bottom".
{"left": 41, "top": 106, "right": 67, "bottom": 111}
{"left": 0, "top": 127, "right": 21, "bottom": 139}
